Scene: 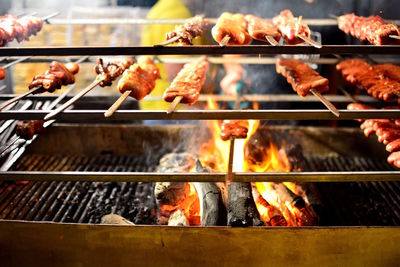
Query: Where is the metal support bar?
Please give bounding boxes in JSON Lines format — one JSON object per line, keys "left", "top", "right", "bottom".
{"left": 0, "top": 110, "right": 399, "bottom": 121}
{"left": 0, "top": 94, "right": 387, "bottom": 103}
{"left": 1, "top": 45, "right": 400, "bottom": 57}
{"left": 1, "top": 171, "right": 400, "bottom": 182}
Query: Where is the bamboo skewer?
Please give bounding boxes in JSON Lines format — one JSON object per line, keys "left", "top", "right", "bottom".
{"left": 226, "top": 136, "right": 235, "bottom": 184}
{"left": 0, "top": 86, "right": 41, "bottom": 111}
{"left": 389, "top": 35, "right": 400, "bottom": 40}
{"left": 2, "top": 56, "right": 32, "bottom": 69}
{"left": 156, "top": 36, "right": 181, "bottom": 46}
{"left": 310, "top": 88, "right": 340, "bottom": 117}
{"left": 265, "top": 35, "right": 279, "bottom": 46}
{"left": 44, "top": 79, "right": 101, "bottom": 121}
{"left": 219, "top": 35, "right": 231, "bottom": 46}
{"left": 338, "top": 87, "right": 358, "bottom": 103}
{"left": 104, "top": 90, "right": 131, "bottom": 118}
{"left": 167, "top": 96, "right": 183, "bottom": 114}
{"left": 297, "top": 34, "right": 322, "bottom": 48}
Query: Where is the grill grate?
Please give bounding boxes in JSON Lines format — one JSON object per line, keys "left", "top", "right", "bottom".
{"left": 304, "top": 155, "right": 400, "bottom": 226}
{"left": 0, "top": 152, "right": 399, "bottom": 225}
{"left": 0, "top": 154, "right": 157, "bottom": 224}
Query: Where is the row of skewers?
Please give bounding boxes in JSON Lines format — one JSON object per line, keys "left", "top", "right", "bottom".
{"left": 163, "top": 10, "right": 400, "bottom": 48}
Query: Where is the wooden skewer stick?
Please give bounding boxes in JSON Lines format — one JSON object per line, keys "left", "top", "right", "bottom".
{"left": 310, "top": 88, "right": 340, "bottom": 117}
{"left": 219, "top": 35, "right": 231, "bottom": 46}
{"left": 0, "top": 136, "right": 20, "bottom": 156}
{"left": 156, "top": 36, "right": 181, "bottom": 46}
{"left": 338, "top": 87, "right": 358, "bottom": 103}
{"left": 104, "top": 90, "right": 131, "bottom": 118}
{"left": 226, "top": 136, "right": 235, "bottom": 184}
{"left": 389, "top": 35, "right": 400, "bottom": 40}
{"left": 265, "top": 35, "right": 279, "bottom": 46}
{"left": 0, "top": 86, "right": 41, "bottom": 111}
{"left": 167, "top": 95, "right": 183, "bottom": 114}
{"left": 297, "top": 34, "right": 322, "bottom": 49}
{"left": 44, "top": 79, "right": 101, "bottom": 121}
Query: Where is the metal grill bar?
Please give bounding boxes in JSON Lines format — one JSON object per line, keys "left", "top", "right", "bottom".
{"left": 0, "top": 45, "right": 399, "bottom": 57}
{"left": 1, "top": 110, "right": 400, "bottom": 121}
{"left": 0, "top": 94, "right": 385, "bottom": 103}
{"left": 1, "top": 170, "right": 399, "bottom": 182}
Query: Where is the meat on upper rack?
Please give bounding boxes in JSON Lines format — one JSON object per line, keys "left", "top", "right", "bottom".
{"left": 16, "top": 120, "right": 45, "bottom": 140}
{"left": 347, "top": 103, "right": 400, "bottom": 168}
{"left": 211, "top": 12, "right": 252, "bottom": 45}
{"left": 337, "top": 13, "right": 400, "bottom": 45}
{"left": 272, "top": 9, "right": 311, "bottom": 45}
{"left": 29, "top": 61, "right": 80, "bottom": 93}
{"left": 276, "top": 58, "right": 329, "bottom": 97}
{"left": 163, "top": 56, "right": 209, "bottom": 105}
{"left": 117, "top": 57, "right": 160, "bottom": 100}
{"left": 94, "top": 58, "right": 134, "bottom": 87}
{"left": 166, "top": 15, "right": 208, "bottom": 45}
{"left": 245, "top": 14, "right": 281, "bottom": 44}
{"left": 220, "top": 119, "right": 249, "bottom": 141}
{"left": 337, "top": 59, "right": 400, "bottom": 102}
{"left": 0, "top": 15, "right": 43, "bottom": 46}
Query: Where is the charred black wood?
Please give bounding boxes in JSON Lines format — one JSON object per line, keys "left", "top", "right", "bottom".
{"left": 195, "top": 160, "right": 226, "bottom": 226}
{"left": 228, "top": 182, "right": 263, "bottom": 227}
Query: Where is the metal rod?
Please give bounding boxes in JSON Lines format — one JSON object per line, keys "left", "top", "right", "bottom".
{"left": 45, "top": 17, "right": 400, "bottom": 26}
{"left": 0, "top": 87, "right": 41, "bottom": 111}
{"left": 104, "top": 90, "right": 130, "bottom": 118}
{"left": 0, "top": 93, "right": 388, "bottom": 103}
{"left": 1, "top": 56, "right": 32, "bottom": 69}
{"left": 1, "top": 171, "right": 400, "bottom": 182}
{"left": 1, "top": 45, "right": 400, "bottom": 57}
{"left": 1, "top": 109, "right": 400, "bottom": 121}
{"left": 44, "top": 79, "right": 101, "bottom": 121}
{"left": 338, "top": 87, "right": 358, "bottom": 103}
{"left": 42, "top": 12, "right": 60, "bottom": 24}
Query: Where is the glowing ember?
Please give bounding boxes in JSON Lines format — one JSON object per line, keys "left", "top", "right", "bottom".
{"left": 160, "top": 182, "right": 201, "bottom": 226}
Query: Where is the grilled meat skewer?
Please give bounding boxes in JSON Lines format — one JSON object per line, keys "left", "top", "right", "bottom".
{"left": 212, "top": 12, "right": 252, "bottom": 45}
{"left": 337, "top": 13, "right": 400, "bottom": 45}
{"left": 165, "top": 15, "right": 208, "bottom": 45}
{"left": 245, "top": 14, "right": 281, "bottom": 45}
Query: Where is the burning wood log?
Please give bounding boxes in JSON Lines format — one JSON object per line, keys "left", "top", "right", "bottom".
{"left": 228, "top": 182, "right": 263, "bottom": 226}
{"left": 100, "top": 214, "right": 135, "bottom": 225}
{"left": 168, "top": 210, "right": 189, "bottom": 226}
{"left": 272, "top": 183, "right": 316, "bottom": 226}
{"left": 251, "top": 184, "right": 287, "bottom": 226}
{"left": 195, "top": 160, "right": 227, "bottom": 226}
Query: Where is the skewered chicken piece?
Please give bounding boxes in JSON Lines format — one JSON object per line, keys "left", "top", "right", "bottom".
{"left": 29, "top": 61, "right": 79, "bottom": 94}
{"left": 373, "top": 64, "right": 400, "bottom": 83}
{"left": 94, "top": 58, "right": 134, "bottom": 87}
{"left": 16, "top": 120, "right": 45, "bottom": 140}
{"left": 165, "top": 15, "right": 208, "bottom": 45}
{"left": 276, "top": 58, "right": 329, "bottom": 97}
{"left": 337, "top": 59, "right": 400, "bottom": 102}
{"left": 163, "top": 56, "right": 209, "bottom": 105}
{"left": 245, "top": 14, "right": 281, "bottom": 45}
{"left": 211, "top": 12, "right": 252, "bottom": 45}
{"left": 0, "top": 15, "right": 43, "bottom": 46}
{"left": 272, "top": 9, "right": 311, "bottom": 45}
{"left": 117, "top": 57, "right": 160, "bottom": 100}
{"left": 220, "top": 119, "right": 249, "bottom": 141}
{"left": 337, "top": 13, "right": 400, "bottom": 45}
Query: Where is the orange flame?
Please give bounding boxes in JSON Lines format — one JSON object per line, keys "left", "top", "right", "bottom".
{"left": 198, "top": 98, "right": 313, "bottom": 226}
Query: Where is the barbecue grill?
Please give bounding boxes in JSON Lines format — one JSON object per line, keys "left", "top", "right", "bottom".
{"left": 0, "top": 15, "right": 400, "bottom": 267}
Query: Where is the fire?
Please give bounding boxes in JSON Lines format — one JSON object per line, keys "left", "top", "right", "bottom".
{"left": 198, "top": 98, "right": 313, "bottom": 226}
